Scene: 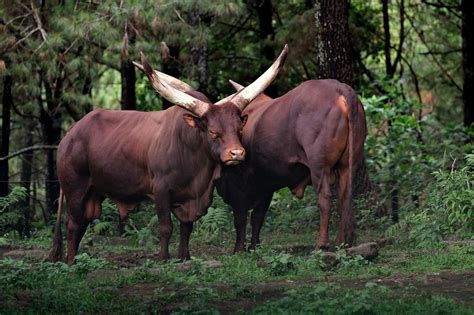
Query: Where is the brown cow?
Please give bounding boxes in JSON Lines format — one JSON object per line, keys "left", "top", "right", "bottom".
{"left": 215, "top": 79, "right": 367, "bottom": 252}
{"left": 49, "top": 46, "right": 288, "bottom": 265}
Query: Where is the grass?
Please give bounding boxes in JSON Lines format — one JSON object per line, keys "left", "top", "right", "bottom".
{"left": 0, "top": 225, "right": 473, "bottom": 314}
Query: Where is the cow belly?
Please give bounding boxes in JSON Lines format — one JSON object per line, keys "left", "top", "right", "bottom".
{"left": 256, "top": 160, "right": 310, "bottom": 192}
{"left": 90, "top": 170, "right": 152, "bottom": 204}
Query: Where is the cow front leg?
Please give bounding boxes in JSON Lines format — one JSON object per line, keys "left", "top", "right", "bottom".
{"left": 249, "top": 194, "right": 272, "bottom": 250}
{"left": 233, "top": 208, "right": 248, "bottom": 253}
{"left": 156, "top": 206, "right": 173, "bottom": 261}
{"left": 178, "top": 221, "right": 193, "bottom": 261}
{"left": 313, "top": 170, "right": 331, "bottom": 251}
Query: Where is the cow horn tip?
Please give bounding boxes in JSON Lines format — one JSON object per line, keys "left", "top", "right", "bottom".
{"left": 139, "top": 52, "right": 154, "bottom": 77}
{"left": 281, "top": 44, "right": 289, "bottom": 59}
{"left": 229, "top": 80, "right": 244, "bottom": 92}
{"left": 132, "top": 61, "right": 143, "bottom": 71}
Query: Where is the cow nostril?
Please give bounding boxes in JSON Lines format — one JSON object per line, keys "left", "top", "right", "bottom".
{"left": 230, "top": 149, "right": 245, "bottom": 159}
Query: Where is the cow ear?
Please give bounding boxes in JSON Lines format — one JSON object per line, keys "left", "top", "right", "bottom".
{"left": 241, "top": 114, "right": 248, "bottom": 128}
{"left": 183, "top": 113, "right": 199, "bottom": 128}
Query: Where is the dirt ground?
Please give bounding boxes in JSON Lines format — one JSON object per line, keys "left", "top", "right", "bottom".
{"left": 114, "top": 270, "right": 474, "bottom": 313}
{"left": 2, "top": 243, "right": 473, "bottom": 312}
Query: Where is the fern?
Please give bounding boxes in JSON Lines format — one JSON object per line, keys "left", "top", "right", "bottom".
{"left": 195, "top": 206, "right": 230, "bottom": 237}
{"left": 0, "top": 187, "right": 28, "bottom": 234}
{"left": 0, "top": 186, "right": 28, "bottom": 213}
{"left": 92, "top": 221, "right": 113, "bottom": 235}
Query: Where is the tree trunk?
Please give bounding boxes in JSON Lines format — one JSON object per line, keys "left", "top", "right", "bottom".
{"left": 462, "top": 0, "right": 474, "bottom": 128}
{"left": 82, "top": 75, "right": 93, "bottom": 113}
{"left": 40, "top": 73, "right": 61, "bottom": 224}
{"left": 121, "top": 24, "right": 136, "bottom": 111}
{"left": 190, "top": 5, "right": 209, "bottom": 95}
{"left": 247, "top": 0, "right": 277, "bottom": 97}
{"left": 0, "top": 74, "right": 12, "bottom": 198}
{"left": 382, "top": 0, "right": 394, "bottom": 77}
{"left": 381, "top": 0, "right": 402, "bottom": 222}
{"left": 40, "top": 109, "right": 61, "bottom": 224}
{"left": 313, "top": 0, "right": 354, "bottom": 86}
{"left": 20, "top": 125, "right": 34, "bottom": 236}
{"left": 161, "top": 42, "right": 181, "bottom": 110}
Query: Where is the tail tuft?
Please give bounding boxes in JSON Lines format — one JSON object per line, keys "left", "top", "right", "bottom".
{"left": 48, "top": 188, "right": 64, "bottom": 262}
{"left": 48, "top": 222, "right": 63, "bottom": 262}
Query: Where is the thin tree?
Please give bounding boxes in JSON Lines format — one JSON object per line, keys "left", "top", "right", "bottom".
{"left": 247, "top": 0, "right": 277, "bottom": 96}
{"left": 190, "top": 3, "right": 209, "bottom": 95}
{"left": 121, "top": 23, "right": 136, "bottom": 111}
{"left": 462, "top": 0, "right": 474, "bottom": 128}
{"left": 0, "top": 66, "right": 12, "bottom": 198}
{"left": 381, "top": 0, "right": 406, "bottom": 222}
{"left": 160, "top": 41, "right": 181, "bottom": 110}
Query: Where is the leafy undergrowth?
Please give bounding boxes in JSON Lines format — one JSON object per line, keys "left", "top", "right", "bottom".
{"left": 0, "top": 228, "right": 473, "bottom": 314}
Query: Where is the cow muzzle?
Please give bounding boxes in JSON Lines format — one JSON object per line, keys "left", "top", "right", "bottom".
{"left": 223, "top": 147, "right": 246, "bottom": 165}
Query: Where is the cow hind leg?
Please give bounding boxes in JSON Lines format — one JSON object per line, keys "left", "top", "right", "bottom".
{"left": 312, "top": 168, "right": 332, "bottom": 251}
{"left": 117, "top": 203, "right": 131, "bottom": 235}
{"left": 65, "top": 206, "right": 89, "bottom": 265}
{"left": 336, "top": 164, "right": 356, "bottom": 247}
{"left": 65, "top": 192, "right": 102, "bottom": 265}
{"left": 249, "top": 194, "right": 272, "bottom": 250}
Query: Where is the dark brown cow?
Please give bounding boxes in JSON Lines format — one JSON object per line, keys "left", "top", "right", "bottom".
{"left": 215, "top": 79, "right": 367, "bottom": 252}
{"left": 49, "top": 46, "right": 288, "bottom": 265}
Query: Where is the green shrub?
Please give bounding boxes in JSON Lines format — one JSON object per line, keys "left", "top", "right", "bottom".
{"left": 386, "top": 154, "right": 474, "bottom": 246}
{"left": 429, "top": 154, "right": 474, "bottom": 238}
{"left": 263, "top": 252, "right": 295, "bottom": 276}
{"left": 0, "top": 186, "right": 28, "bottom": 235}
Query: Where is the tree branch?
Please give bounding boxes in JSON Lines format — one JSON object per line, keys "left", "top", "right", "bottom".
{"left": 0, "top": 145, "right": 58, "bottom": 161}
{"left": 405, "top": 12, "right": 462, "bottom": 92}
{"left": 420, "top": 48, "right": 461, "bottom": 55}
{"left": 401, "top": 55, "right": 422, "bottom": 104}
{"left": 31, "top": 2, "right": 48, "bottom": 44}
{"left": 392, "top": 0, "right": 405, "bottom": 74}
{"left": 421, "top": 0, "right": 460, "bottom": 9}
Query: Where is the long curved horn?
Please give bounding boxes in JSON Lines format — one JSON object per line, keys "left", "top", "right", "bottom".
{"left": 136, "top": 52, "right": 210, "bottom": 116}
{"left": 132, "top": 61, "right": 196, "bottom": 93}
{"left": 215, "top": 44, "right": 288, "bottom": 109}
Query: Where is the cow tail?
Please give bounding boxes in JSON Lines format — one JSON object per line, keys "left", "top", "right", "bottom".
{"left": 48, "top": 188, "right": 64, "bottom": 262}
{"left": 344, "top": 92, "right": 360, "bottom": 246}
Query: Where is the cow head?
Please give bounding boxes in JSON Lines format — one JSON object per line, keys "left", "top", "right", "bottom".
{"left": 134, "top": 45, "right": 288, "bottom": 165}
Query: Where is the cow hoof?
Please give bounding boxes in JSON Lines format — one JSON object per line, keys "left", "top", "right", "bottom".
{"left": 157, "top": 253, "right": 170, "bottom": 261}
{"left": 233, "top": 248, "right": 245, "bottom": 254}
{"left": 177, "top": 254, "right": 191, "bottom": 262}
{"left": 233, "top": 244, "right": 246, "bottom": 254}
{"left": 247, "top": 243, "right": 259, "bottom": 251}
{"left": 316, "top": 244, "right": 330, "bottom": 252}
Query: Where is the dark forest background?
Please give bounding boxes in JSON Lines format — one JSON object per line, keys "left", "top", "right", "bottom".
{"left": 0, "top": 0, "right": 472, "bottom": 244}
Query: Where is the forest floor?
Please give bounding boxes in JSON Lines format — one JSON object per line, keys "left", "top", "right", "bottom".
{"left": 1, "top": 227, "right": 473, "bottom": 314}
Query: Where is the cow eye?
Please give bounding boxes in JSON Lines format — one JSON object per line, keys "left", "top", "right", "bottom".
{"left": 208, "top": 130, "right": 219, "bottom": 139}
